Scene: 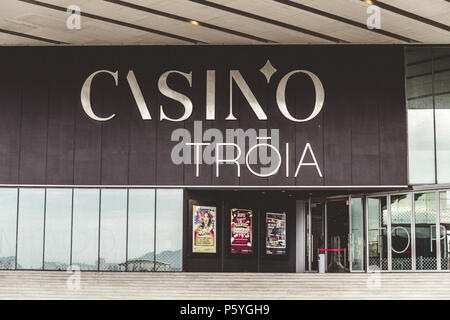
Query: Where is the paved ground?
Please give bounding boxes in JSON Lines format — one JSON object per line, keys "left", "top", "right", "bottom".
{"left": 0, "top": 271, "right": 449, "bottom": 299}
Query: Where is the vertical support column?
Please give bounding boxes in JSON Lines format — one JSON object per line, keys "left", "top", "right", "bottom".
{"left": 296, "top": 200, "right": 306, "bottom": 273}
{"left": 436, "top": 190, "right": 441, "bottom": 271}
{"left": 387, "top": 194, "right": 392, "bottom": 271}
{"left": 365, "top": 197, "right": 369, "bottom": 272}
{"left": 411, "top": 192, "right": 416, "bottom": 271}
{"left": 348, "top": 195, "right": 352, "bottom": 272}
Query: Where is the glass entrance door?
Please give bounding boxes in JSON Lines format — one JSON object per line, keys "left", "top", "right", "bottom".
{"left": 306, "top": 197, "right": 363, "bottom": 272}
{"left": 307, "top": 200, "right": 325, "bottom": 271}
{"left": 350, "top": 197, "right": 365, "bottom": 271}
{"left": 367, "top": 196, "right": 389, "bottom": 271}
{"left": 326, "top": 198, "right": 349, "bottom": 272}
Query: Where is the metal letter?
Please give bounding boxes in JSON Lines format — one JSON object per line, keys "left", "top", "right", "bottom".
{"left": 126, "top": 70, "right": 152, "bottom": 120}
{"left": 80, "top": 70, "right": 118, "bottom": 121}
{"left": 159, "top": 70, "right": 193, "bottom": 122}
{"left": 206, "top": 70, "right": 215, "bottom": 120}
{"left": 226, "top": 70, "right": 267, "bottom": 121}
{"left": 276, "top": 70, "right": 324, "bottom": 122}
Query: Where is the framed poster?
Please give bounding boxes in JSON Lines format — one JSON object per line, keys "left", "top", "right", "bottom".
{"left": 230, "top": 208, "right": 252, "bottom": 254}
{"left": 192, "top": 205, "right": 216, "bottom": 253}
{"left": 266, "top": 212, "right": 287, "bottom": 255}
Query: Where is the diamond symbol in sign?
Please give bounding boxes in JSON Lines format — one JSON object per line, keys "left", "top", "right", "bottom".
{"left": 259, "top": 59, "right": 277, "bottom": 83}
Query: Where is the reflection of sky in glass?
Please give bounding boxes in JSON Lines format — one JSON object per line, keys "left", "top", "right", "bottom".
{"left": 390, "top": 194, "right": 411, "bottom": 224}
{"left": 17, "top": 188, "right": 45, "bottom": 269}
{"left": 414, "top": 193, "right": 436, "bottom": 224}
{"left": 408, "top": 109, "right": 435, "bottom": 184}
{"left": 0, "top": 188, "right": 17, "bottom": 269}
{"left": 156, "top": 189, "right": 183, "bottom": 253}
{"left": 99, "top": 189, "right": 127, "bottom": 270}
{"left": 0, "top": 187, "right": 184, "bottom": 272}
{"left": 128, "top": 189, "right": 155, "bottom": 260}
{"left": 72, "top": 189, "right": 99, "bottom": 270}
{"left": 44, "top": 189, "right": 72, "bottom": 270}
{"left": 436, "top": 105, "right": 450, "bottom": 184}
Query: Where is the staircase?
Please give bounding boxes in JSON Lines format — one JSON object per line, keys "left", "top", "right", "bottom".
{"left": 0, "top": 271, "right": 449, "bottom": 299}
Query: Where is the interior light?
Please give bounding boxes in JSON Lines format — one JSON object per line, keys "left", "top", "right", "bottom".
{"left": 189, "top": 20, "right": 200, "bottom": 26}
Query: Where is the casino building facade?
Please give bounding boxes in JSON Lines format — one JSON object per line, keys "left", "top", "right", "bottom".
{"left": 0, "top": 44, "right": 448, "bottom": 273}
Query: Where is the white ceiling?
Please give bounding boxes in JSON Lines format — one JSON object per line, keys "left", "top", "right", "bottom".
{"left": 0, "top": 0, "right": 449, "bottom": 45}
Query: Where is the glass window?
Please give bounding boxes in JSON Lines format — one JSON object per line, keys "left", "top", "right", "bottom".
{"left": 155, "top": 189, "right": 183, "bottom": 271}
{"left": 390, "top": 194, "right": 412, "bottom": 270}
{"left": 128, "top": 189, "right": 155, "bottom": 271}
{"left": 44, "top": 189, "right": 72, "bottom": 270}
{"left": 310, "top": 201, "right": 324, "bottom": 271}
{"left": 367, "top": 197, "right": 388, "bottom": 271}
{"left": 350, "top": 197, "right": 364, "bottom": 271}
{"left": 434, "top": 49, "right": 450, "bottom": 183}
{"left": 72, "top": 189, "right": 100, "bottom": 270}
{"left": 16, "top": 188, "right": 45, "bottom": 270}
{"left": 407, "top": 100, "right": 435, "bottom": 184}
{"left": 407, "top": 47, "right": 450, "bottom": 185}
{"left": 99, "top": 189, "right": 127, "bottom": 271}
{"left": 439, "top": 191, "right": 450, "bottom": 270}
{"left": 0, "top": 188, "right": 17, "bottom": 269}
{"left": 414, "top": 192, "right": 437, "bottom": 270}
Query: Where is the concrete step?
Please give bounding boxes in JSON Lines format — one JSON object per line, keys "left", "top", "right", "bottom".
{"left": 0, "top": 271, "right": 450, "bottom": 299}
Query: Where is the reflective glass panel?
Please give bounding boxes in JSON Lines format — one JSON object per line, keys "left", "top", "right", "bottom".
{"left": 351, "top": 198, "right": 364, "bottom": 271}
{"left": 44, "top": 188, "right": 72, "bottom": 270}
{"left": 390, "top": 194, "right": 412, "bottom": 270}
{"left": 128, "top": 189, "right": 155, "bottom": 271}
{"left": 310, "top": 201, "right": 324, "bottom": 271}
{"left": 326, "top": 199, "right": 349, "bottom": 272}
{"left": 99, "top": 189, "right": 127, "bottom": 271}
{"left": 17, "top": 188, "right": 45, "bottom": 270}
{"left": 414, "top": 192, "right": 437, "bottom": 270}
{"left": 434, "top": 48, "right": 450, "bottom": 183}
{"left": 0, "top": 188, "right": 17, "bottom": 269}
{"left": 439, "top": 191, "right": 450, "bottom": 270}
{"left": 367, "top": 197, "right": 388, "bottom": 271}
{"left": 406, "top": 48, "right": 435, "bottom": 185}
{"left": 72, "top": 189, "right": 100, "bottom": 270}
{"left": 407, "top": 104, "right": 435, "bottom": 184}
{"left": 155, "top": 189, "right": 183, "bottom": 271}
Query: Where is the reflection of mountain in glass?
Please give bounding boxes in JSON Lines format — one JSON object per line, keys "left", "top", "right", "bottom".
{"left": 119, "top": 250, "right": 182, "bottom": 271}
{"left": 16, "top": 249, "right": 183, "bottom": 271}
{"left": 0, "top": 250, "right": 182, "bottom": 271}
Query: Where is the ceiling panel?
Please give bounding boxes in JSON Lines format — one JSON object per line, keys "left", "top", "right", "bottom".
{"left": 0, "top": 0, "right": 447, "bottom": 45}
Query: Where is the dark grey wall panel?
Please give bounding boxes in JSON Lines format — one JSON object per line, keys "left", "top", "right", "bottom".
{"left": 46, "top": 47, "right": 77, "bottom": 185}
{"left": 236, "top": 48, "right": 268, "bottom": 186}
{"left": 378, "top": 47, "right": 408, "bottom": 185}
{"left": 126, "top": 47, "right": 157, "bottom": 185}
{"left": 100, "top": 48, "right": 129, "bottom": 185}
{"left": 351, "top": 51, "right": 381, "bottom": 186}
{"left": 266, "top": 46, "right": 295, "bottom": 186}
{"left": 293, "top": 48, "right": 324, "bottom": 186}
{"left": 0, "top": 45, "right": 407, "bottom": 187}
{"left": 18, "top": 48, "right": 48, "bottom": 184}
{"left": 73, "top": 49, "right": 102, "bottom": 185}
{"left": 323, "top": 47, "right": 352, "bottom": 186}
{"left": 0, "top": 48, "right": 22, "bottom": 184}
{"left": 181, "top": 46, "right": 212, "bottom": 186}
{"left": 155, "top": 47, "right": 184, "bottom": 185}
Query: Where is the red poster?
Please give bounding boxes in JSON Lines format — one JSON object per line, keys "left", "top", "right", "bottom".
{"left": 230, "top": 208, "right": 252, "bottom": 254}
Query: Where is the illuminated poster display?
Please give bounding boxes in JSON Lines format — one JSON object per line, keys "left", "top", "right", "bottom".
{"left": 266, "top": 213, "right": 286, "bottom": 255}
{"left": 230, "top": 209, "right": 253, "bottom": 254}
{"left": 192, "top": 205, "right": 216, "bottom": 253}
